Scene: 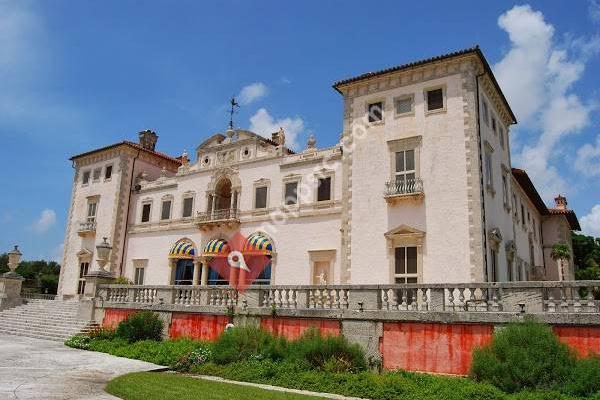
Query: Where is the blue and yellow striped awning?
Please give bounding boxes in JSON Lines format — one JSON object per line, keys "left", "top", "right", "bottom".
{"left": 203, "top": 238, "right": 229, "bottom": 257}
{"left": 243, "top": 233, "right": 273, "bottom": 255}
{"left": 169, "top": 241, "right": 196, "bottom": 259}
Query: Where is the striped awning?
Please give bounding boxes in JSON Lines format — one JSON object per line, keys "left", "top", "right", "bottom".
{"left": 243, "top": 233, "right": 273, "bottom": 255}
{"left": 169, "top": 241, "right": 195, "bottom": 259}
{"left": 203, "top": 238, "right": 229, "bottom": 257}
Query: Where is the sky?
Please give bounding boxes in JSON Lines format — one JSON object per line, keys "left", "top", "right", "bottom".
{"left": 0, "top": 0, "right": 599, "bottom": 262}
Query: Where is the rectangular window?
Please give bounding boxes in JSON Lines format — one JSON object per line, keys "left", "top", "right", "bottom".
{"left": 485, "top": 152, "right": 493, "bottom": 188}
{"left": 77, "top": 262, "right": 89, "bottom": 294}
{"left": 92, "top": 168, "right": 101, "bottom": 181}
{"left": 513, "top": 194, "right": 518, "bottom": 218}
{"left": 141, "top": 203, "right": 151, "bottom": 223}
{"left": 507, "top": 258, "right": 513, "bottom": 282}
{"left": 490, "top": 249, "right": 498, "bottom": 282}
{"left": 395, "top": 150, "right": 416, "bottom": 185}
{"left": 491, "top": 117, "right": 497, "bottom": 134}
{"left": 161, "top": 200, "right": 172, "bottom": 220}
{"left": 182, "top": 197, "right": 194, "bottom": 218}
{"left": 104, "top": 165, "right": 113, "bottom": 180}
{"left": 82, "top": 171, "right": 90, "bottom": 185}
{"left": 426, "top": 88, "right": 444, "bottom": 111}
{"left": 134, "top": 267, "right": 145, "bottom": 285}
{"left": 482, "top": 100, "right": 489, "bottom": 125}
{"left": 394, "top": 246, "right": 418, "bottom": 283}
{"left": 502, "top": 174, "right": 508, "bottom": 208}
{"left": 284, "top": 181, "right": 298, "bottom": 205}
{"left": 317, "top": 177, "right": 332, "bottom": 202}
{"left": 87, "top": 201, "right": 97, "bottom": 222}
{"left": 255, "top": 186, "right": 268, "bottom": 209}
{"left": 500, "top": 128, "right": 505, "bottom": 149}
{"left": 395, "top": 96, "right": 413, "bottom": 115}
{"left": 368, "top": 102, "right": 383, "bottom": 122}
{"left": 521, "top": 204, "right": 525, "bottom": 227}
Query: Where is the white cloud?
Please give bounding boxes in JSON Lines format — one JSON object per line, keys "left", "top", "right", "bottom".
{"left": 238, "top": 82, "right": 268, "bottom": 105}
{"left": 581, "top": 204, "right": 600, "bottom": 236}
{"left": 590, "top": 0, "right": 600, "bottom": 24}
{"left": 32, "top": 209, "right": 56, "bottom": 234}
{"left": 494, "top": 5, "right": 596, "bottom": 201}
{"left": 575, "top": 135, "right": 600, "bottom": 177}
{"left": 50, "top": 242, "right": 64, "bottom": 263}
{"left": 249, "top": 108, "right": 304, "bottom": 150}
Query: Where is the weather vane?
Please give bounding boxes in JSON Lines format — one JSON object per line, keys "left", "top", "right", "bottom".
{"left": 228, "top": 97, "right": 240, "bottom": 130}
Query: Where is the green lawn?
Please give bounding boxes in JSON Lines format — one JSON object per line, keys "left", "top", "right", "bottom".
{"left": 106, "top": 372, "right": 326, "bottom": 400}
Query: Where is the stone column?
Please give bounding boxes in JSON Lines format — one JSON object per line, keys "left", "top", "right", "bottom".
{"left": 211, "top": 193, "right": 217, "bottom": 218}
{"left": 0, "top": 275, "right": 24, "bottom": 311}
{"left": 192, "top": 259, "right": 201, "bottom": 286}
{"left": 201, "top": 261, "right": 209, "bottom": 286}
{"left": 229, "top": 191, "right": 235, "bottom": 210}
{"left": 169, "top": 259, "right": 177, "bottom": 285}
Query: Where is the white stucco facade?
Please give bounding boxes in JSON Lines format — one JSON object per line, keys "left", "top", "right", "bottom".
{"left": 58, "top": 47, "right": 581, "bottom": 298}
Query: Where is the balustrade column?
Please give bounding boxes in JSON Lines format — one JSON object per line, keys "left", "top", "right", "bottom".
{"left": 211, "top": 193, "right": 217, "bottom": 219}
{"left": 229, "top": 190, "right": 235, "bottom": 211}
{"left": 201, "top": 261, "right": 209, "bottom": 286}
{"left": 192, "top": 259, "right": 201, "bottom": 286}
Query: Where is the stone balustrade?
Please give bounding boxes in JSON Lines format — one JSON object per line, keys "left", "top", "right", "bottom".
{"left": 96, "top": 281, "right": 600, "bottom": 317}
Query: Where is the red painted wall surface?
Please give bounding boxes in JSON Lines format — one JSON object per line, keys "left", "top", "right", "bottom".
{"left": 102, "top": 308, "right": 136, "bottom": 329}
{"left": 554, "top": 326, "right": 600, "bottom": 357}
{"left": 382, "top": 322, "right": 493, "bottom": 375}
{"left": 169, "top": 313, "right": 229, "bottom": 341}
{"left": 261, "top": 317, "right": 340, "bottom": 340}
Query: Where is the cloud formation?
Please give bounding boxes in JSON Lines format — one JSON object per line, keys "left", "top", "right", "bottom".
{"left": 575, "top": 134, "right": 600, "bottom": 177}
{"left": 32, "top": 209, "right": 56, "bottom": 234}
{"left": 238, "top": 82, "right": 268, "bottom": 105}
{"left": 581, "top": 204, "right": 600, "bottom": 236}
{"left": 493, "top": 5, "right": 596, "bottom": 201}
{"left": 249, "top": 108, "right": 304, "bottom": 150}
{"left": 590, "top": 0, "right": 600, "bottom": 24}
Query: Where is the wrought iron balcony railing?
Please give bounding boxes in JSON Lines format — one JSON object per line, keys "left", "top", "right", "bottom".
{"left": 384, "top": 178, "right": 424, "bottom": 198}
{"left": 196, "top": 208, "right": 240, "bottom": 227}
{"left": 77, "top": 220, "right": 97, "bottom": 235}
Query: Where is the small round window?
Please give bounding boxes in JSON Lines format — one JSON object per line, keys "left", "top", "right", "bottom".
{"left": 204, "top": 157, "right": 209, "bottom": 164}
{"left": 243, "top": 148, "right": 249, "bottom": 156}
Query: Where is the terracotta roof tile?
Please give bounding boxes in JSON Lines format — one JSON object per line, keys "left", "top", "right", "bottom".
{"left": 70, "top": 141, "right": 182, "bottom": 166}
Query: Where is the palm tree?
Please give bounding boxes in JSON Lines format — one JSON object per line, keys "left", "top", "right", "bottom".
{"left": 551, "top": 244, "right": 571, "bottom": 281}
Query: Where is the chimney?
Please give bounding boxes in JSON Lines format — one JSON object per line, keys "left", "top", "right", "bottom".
{"left": 554, "top": 194, "right": 567, "bottom": 210}
{"left": 138, "top": 129, "right": 158, "bottom": 151}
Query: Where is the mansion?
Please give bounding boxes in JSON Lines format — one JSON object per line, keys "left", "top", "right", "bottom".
{"left": 57, "top": 47, "right": 581, "bottom": 297}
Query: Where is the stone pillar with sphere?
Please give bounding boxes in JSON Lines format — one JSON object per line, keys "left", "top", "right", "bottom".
{"left": 0, "top": 245, "right": 25, "bottom": 311}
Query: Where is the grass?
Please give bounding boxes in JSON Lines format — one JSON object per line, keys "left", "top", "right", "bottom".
{"left": 106, "top": 372, "right": 325, "bottom": 400}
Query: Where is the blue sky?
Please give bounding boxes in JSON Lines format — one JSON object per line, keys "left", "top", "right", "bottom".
{"left": 1, "top": 1, "right": 599, "bottom": 262}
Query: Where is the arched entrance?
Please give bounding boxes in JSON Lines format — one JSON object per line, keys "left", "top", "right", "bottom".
{"left": 202, "top": 238, "right": 230, "bottom": 285}
{"left": 243, "top": 232, "right": 274, "bottom": 285}
{"left": 215, "top": 178, "right": 232, "bottom": 211}
{"left": 169, "top": 239, "right": 196, "bottom": 286}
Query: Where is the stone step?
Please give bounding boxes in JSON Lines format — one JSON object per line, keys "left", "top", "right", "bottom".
{"left": 1, "top": 309, "right": 81, "bottom": 317}
{"left": 0, "top": 318, "right": 92, "bottom": 330}
{"left": 0, "top": 327, "right": 70, "bottom": 342}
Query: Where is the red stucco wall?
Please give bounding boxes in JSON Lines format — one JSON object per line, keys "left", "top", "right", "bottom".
{"left": 261, "top": 317, "right": 340, "bottom": 340}
{"left": 102, "top": 308, "right": 136, "bottom": 329}
{"left": 554, "top": 326, "right": 600, "bottom": 357}
{"left": 382, "top": 322, "right": 494, "bottom": 375}
{"left": 169, "top": 313, "right": 229, "bottom": 341}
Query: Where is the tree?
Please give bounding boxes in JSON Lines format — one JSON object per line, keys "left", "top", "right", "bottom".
{"left": 551, "top": 244, "right": 571, "bottom": 281}
{"left": 0, "top": 253, "right": 8, "bottom": 274}
{"left": 572, "top": 233, "right": 600, "bottom": 270}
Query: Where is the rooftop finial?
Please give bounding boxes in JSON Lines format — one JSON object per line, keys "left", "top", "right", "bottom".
{"left": 228, "top": 97, "right": 240, "bottom": 130}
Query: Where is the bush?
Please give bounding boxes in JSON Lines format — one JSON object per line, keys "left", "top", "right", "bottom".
{"left": 116, "top": 311, "right": 163, "bottom": 343}
{"left": 173, "top": 345, "right": 213, "bottom": 371}
{"left": 290, "top": 329, "right": 367, "bottom": 372}
{"left": 87, "top": 327, "right": 116, "bottom": 340}
{"left": 563, "top": 355, "right": 600, "bottom": 397}
{"left": 65, "top": 335, "right": 91, "bottom": 350}
{"left": 470, "top": 319, "right": 576, "bottom": 393}
{"left": 212, "top": 326, "right": 287, "bottom": 364}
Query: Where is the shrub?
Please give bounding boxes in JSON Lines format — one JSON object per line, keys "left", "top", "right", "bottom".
{"left": 290, "top": 329, "right": 367, "bottom": 372}
{"left": 114, "top": 276, "right": 133, "bottom": 285}
{"left": 562, "top": 355, "right": 600, "bottom": 397}
{"left": 65, "top": 335, "right": 91, "bottom": 350}
{"left": 212, "top": 326, "right": 287, "bottom": 364}
{"left": 470, "top": 319, "right": 576, "bottom": 393}
{"left": 116, "top": 311, "right": 163, "bottom": 343}
{"left": 173, "top": 345, "right": 213, "bottom": 371}
{"left": 87, "top": 326, "right": 116, "bottom": 340}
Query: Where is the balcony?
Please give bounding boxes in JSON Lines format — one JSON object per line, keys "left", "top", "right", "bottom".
{"left": 77, "top": 220, "right": 97, "bottom": 236}
{"left": 196, "top": 208, "right": 240, "bottom": 230}
{"left": 384, "top": 178, "right": 424, "bottom": 203}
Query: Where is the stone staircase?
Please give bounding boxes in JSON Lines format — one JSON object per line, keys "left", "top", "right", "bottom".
{"left": 0, "top": 299, "right": 98, "bottom": 342}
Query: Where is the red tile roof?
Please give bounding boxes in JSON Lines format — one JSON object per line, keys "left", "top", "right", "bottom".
{"left": 70, "top": 141, "right": 182, "bottom": 166}
{"left": 332, "top": 46, "right": 517, "bottom": 124}
{"left": 512, "top": 168, "right": 581, "bottom": 231}
{"left": 548, "top": 208, "right": 581, "bottom": 231}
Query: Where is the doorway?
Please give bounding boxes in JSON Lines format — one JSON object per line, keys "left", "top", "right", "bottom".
{"left": 175, "top": 259, "right": 194, "bottom": 285}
